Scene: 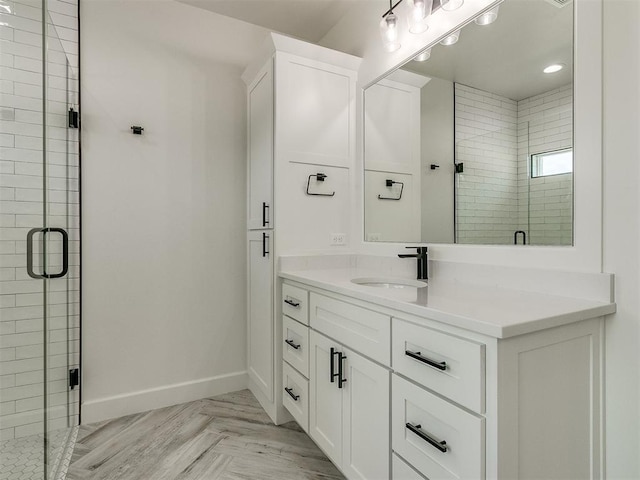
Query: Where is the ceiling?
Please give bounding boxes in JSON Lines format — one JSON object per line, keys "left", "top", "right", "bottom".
{"left": 173, "top": 0, "right": 574, "bottom": 101}
{"left": 175, "top": 0, "right": 365, "bottom": 44}
{"left": 402, "top": 0, "right": 574, "bottom": 100}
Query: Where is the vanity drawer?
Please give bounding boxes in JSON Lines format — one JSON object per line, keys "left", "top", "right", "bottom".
{"left": 392, "top": 375, "right": 484, "bottom": 480}
{"left": 283, "top": 283, "right": 309, "bottom": 325}
{"left": 393, "top": 319, "right": 485, "bottom": 413}
{"left": 310, "top": 292, "right": 391, "bottom": 366}
{"left": 283, "top": 315, "right": 309, "bottom": 377}
{"left": 393, "top": 454, "right": 427, "bottom": 479}
{"left": 283, "top": 361, "right": 309, "bottom": 432}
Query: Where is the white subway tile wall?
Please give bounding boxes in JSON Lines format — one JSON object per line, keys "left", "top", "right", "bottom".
{"left": 455, "top": 83, "right": 519, "bottom": 244}
{"left": 455, "top": 83, "right": 573, "bottom": 245}
{"left": 0, "top": 0, "right": 79, "bottom": 448}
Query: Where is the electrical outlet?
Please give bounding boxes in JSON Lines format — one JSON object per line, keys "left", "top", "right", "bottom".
{"left": 330, "top": 233, "right": 347, "bottom": 246}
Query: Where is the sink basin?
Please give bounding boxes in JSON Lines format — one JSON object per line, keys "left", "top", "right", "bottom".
{"left": 351, "top": 277, "right": 427, "bottom": 289}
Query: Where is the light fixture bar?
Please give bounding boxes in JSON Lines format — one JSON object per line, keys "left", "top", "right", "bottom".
{"left": 384, "top": 0, "right": 442, "bottom": 17}
{"left": 382, "top": 0, "right": 405, "bottom": 18}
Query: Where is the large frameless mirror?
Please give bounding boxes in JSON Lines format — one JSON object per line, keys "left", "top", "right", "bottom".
{"left": 364, "top": 0, "right": 574, "bottom": 246}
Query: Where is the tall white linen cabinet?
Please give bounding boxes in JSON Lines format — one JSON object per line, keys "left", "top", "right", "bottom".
{"left": 242, "top": 34, "right": 361, "bottom": 423}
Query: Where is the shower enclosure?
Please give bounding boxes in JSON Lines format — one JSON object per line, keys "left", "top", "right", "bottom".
{"left": 454, "top": 83, "right": 574, "bottom": 246}
{"left": 0, "top": 0, "right": 80, "bottom": 478}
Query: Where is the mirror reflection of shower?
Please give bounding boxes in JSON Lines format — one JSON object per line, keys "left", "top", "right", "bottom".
{"left": 363, "top": 0, "right": 574, "bottom": 246}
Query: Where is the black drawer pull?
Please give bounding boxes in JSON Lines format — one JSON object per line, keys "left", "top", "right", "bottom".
{"left": 284, "top": 298, "right": 300, "bottom": 308}
{"left": 284, "top": 387, "right": 299, "bottom": 401}
{"left": 285, "top": 339, "right": 300, "bottom": 350}
{"left": 338, "top": 353, "right": 347, "bottom": 389}
{"left": 262, "top": 202, "right": 270, "bottom": 227}
{"left": 406, "top": 423, "right": 448, "bottom": 453}
{"left": 262, "top": 232, "right": 269, "bottom": 258}
{"left": 330, "top": 349, "right": 347, "bottom": 388}
{"left": 405, "top": 350, "right": 447, "bottom": 371}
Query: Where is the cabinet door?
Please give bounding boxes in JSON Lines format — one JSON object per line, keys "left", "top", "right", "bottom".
{"left": 247, "top": 61, "right": 273, "bottom": 230}
{"left": 275, "top": 52, "right": 356, "bottom": 168}
{"left": 309, "top": 331, "right": 343, "bottom": 465}
{"left": 342, "top": 348, "right": 390, "bottom": 480}
{"left": 248, "top": 231, "right": 273, "bottom": 401}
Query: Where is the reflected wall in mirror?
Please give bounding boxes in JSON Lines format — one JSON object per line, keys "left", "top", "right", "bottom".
{"left": 364, "top": 0, "right": 574, "bottom": 246}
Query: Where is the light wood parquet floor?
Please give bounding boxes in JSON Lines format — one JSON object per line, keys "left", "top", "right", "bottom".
{"left": 67, "top": 390, "right": 344, "bottom": 480}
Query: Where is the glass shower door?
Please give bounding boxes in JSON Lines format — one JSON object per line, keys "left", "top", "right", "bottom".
{"left": 0, "top": 3, "right": 79, "bottom": 479}
{"left": 42, "top": 11, "right": 80, "bottom": 479}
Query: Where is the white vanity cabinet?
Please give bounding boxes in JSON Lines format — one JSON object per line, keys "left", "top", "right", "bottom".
{"left": 309, "top": 330, "right": 390, "bottom": 480}
{"left": 247, "top": 61, "right": 273, "bottom": 231}
{"left": 247, "top": 231, "right": 273, "bottom": 401}
{"left": 243, "top": 34, "right": 360, "bottom": 423}
{"left": 280, "top": 276, "right": 607, "bottom": 480}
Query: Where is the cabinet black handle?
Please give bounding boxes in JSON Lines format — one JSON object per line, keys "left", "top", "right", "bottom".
{"left": 338, "top": 353, "right": 347, "bottom": 389}
{"left": 406, "top": 423, "right": 448, "bottom": 453}
{"left": 262, "top": 232, "right": 269, "bottom": 258}
{"left": 284, "top": 387, "right": 299, "bottom": 401}
{"left": 330, "top": 347, "right": 340, "bottom": 383}
{"left": 27, "top": 227, "right": 69, "bottom": 279}
{"left": 285, "top": 339, "right": 300, "bottom": 350}
{"left": 405, "top": 350, "right": 447, "bottom": 371}
{"left": 262, "top": 202, "right": 270, "bottom": 227}
{"left": 284, "top": 298, "right": 300, "bottom": 308}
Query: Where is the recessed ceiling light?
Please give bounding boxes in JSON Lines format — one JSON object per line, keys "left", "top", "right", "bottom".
{"left": 543, "top": 64, "right": 564, "bottom": 74}
{"left": 415, "top": 49, "right": 432, "bottom": 62}
{"left": 475, "top": 5, "right": 500, "bottom": 26}
{"left": 440, "top": 30, "right": 460, "bottom": 46}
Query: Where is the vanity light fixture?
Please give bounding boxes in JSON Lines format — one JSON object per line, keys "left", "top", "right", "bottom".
{"left": 440, "top": 30, "right": 460, "bottom": 46}
{"left": 380, "top": 0, "right": 435, "bottom": 51}
{"left": 543, "top": 63, "right": 564, "bottom": 73}
{"left": 440, "top": 0, "right": 464, "bottom": 11}
{"left": 380, "top": 4, "right": 401, "bottom": 52}
{"left": 415, "top": 48, "right": 432, "bottom": 61}
{"left": 475, "top": 5, "right": 499, "bottom": 25}
{"left": 407, "top": 0, "right": 433, "bottom": 34}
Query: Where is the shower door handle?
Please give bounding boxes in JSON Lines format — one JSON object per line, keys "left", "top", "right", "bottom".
{"left": 27, "top": 227, "right": 69, "bottom": 279}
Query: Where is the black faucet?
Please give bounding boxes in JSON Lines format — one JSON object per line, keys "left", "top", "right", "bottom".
{"left": 398, "top": 246, "right": 428, "bottom": 281}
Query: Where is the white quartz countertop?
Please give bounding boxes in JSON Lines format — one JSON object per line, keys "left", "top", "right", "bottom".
{"left": 279, "top": 268, "right": 616, "bottom": 339}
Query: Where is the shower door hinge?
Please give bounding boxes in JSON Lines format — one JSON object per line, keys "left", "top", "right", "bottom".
{"left": 69, "top": 368, "right": 79, "bottom": 390}
{"left": 68, "top": 108, "right": 79, "bottom": 129}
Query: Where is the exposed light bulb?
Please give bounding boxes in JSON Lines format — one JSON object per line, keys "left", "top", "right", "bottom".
{"left": 440, "top": 30, "right": 460, "bottom": 46}
{"left": 407, "top": 0, "right": 433, "bottom": 34}
{"left": 543, "top": 64, "right": 564, "bottom": 73}
{"left": 380, "top": 13, "right": 401, "bottom": 52}
{"left": 440, "top": 0, "right": 464, "bottom": 11}
{"left": 415, "top": 49, "right": 432, "bottom": 62}
{"left": 475, "top": 5, "right": 499, "bottom": 25}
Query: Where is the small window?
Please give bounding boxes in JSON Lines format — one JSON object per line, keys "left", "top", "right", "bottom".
{"left": 531, "top": 148, "right": 573, "bottom": 178}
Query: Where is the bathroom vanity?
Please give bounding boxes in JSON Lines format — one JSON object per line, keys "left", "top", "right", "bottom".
{"left": 278, "top": 261, "right": 615, "bottom": 480}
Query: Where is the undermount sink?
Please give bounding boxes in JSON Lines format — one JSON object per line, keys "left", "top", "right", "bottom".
{"left": 351, "top": 277, "right": 427, "bottom": 289}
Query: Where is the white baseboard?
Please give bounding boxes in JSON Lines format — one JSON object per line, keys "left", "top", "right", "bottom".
{"left": 81, "top": 371, "right": 248, "bottom": 424}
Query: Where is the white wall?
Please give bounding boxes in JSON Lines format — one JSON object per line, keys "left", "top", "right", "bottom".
{"left": 602, "top": 0, "right": 640, "bottom": 477}
{"left": 80, "top": 1, "right": 268, "bottom": 422}
{"left": 420, "top": 76, "right": 454, "bottom": 243}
